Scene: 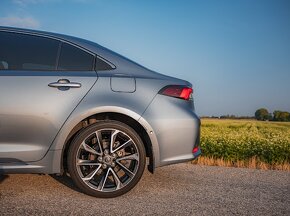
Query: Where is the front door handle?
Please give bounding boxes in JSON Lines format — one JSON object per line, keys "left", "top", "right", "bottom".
{"left": 48, "top": 79, "right": 81, "bottom": 88}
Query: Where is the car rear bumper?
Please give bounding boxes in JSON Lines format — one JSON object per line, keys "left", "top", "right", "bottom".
{"left": 141, "top": 94, "right": 201, "bottom": 167}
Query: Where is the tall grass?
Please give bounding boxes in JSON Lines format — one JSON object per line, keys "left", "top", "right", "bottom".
{"left": 195, "top": 119, "right": 290, "bottom": 171}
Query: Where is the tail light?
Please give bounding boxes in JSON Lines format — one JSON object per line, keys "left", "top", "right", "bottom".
{"left": 192, "top": 146, "right": 199, "bottom": 154}
{"left": 159, "top": 85, "right": 193, "bottom": 100}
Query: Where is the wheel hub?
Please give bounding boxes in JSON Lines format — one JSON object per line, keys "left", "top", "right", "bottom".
{"left": 103, "top": 155, "right": 113, "bottom": 164}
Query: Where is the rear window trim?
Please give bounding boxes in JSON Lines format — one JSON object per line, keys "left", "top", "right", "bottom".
{"left": 95, "top": 55, "right": 116, "bottom": 71}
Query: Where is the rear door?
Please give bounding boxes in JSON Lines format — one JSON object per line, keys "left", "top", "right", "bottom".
{"left": 0, "top": 31, "right": 97, "bottom": 162}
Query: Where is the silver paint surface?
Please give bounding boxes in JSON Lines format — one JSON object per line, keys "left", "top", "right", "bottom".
{"left": 0, "top": 26, "right": 200, "bottom": 174}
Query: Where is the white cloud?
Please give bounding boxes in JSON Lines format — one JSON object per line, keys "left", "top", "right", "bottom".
{"left": 0, "top": 16, "right": 40, "bottom": 29}
{"left": 12, "top": 0, "right": 91, "bottom": 7}
{"left": 12, "top": 0, "right": 46, "bottom": 6}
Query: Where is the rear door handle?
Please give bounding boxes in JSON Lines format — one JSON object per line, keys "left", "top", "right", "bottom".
{"left": 48, "top": 79, "right": 81, "bottom": 88}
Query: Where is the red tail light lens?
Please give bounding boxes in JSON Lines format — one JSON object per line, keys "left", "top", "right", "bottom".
{"left": 159, "top": 85, "right": 193, "bottom": 100}
{"left": 192, "top": 146, "right": 199, "bottom": 154}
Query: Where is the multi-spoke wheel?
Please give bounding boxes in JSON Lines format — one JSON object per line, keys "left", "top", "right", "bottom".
{"left": 67, "top": 120, "right": 146, "bottom": 198}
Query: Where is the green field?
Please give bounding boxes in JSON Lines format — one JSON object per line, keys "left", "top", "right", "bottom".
{"left": 198, "top": 119, "right": 290, "bottom": 170}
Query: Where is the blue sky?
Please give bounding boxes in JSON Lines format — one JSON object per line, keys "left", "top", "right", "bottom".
{"left": 1, "top": 0, "right": 289, "bottom": 116}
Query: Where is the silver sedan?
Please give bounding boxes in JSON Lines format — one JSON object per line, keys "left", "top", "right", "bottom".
{"left": 0, "top": 26, "right": 201, "bottom": 198}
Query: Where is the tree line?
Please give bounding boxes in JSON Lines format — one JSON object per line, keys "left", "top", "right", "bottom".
{"left": 201, "top": 108, "right": 290, "bottom": 122}
{"left": 201, "top": 115, "right": 255, "bottom": 119}
{"left": 255, "top": 108, "right": 290, "bottom": 122}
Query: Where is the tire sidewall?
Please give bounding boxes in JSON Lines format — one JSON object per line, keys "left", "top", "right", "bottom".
{"left": 67, "top": 120, "right": 146, "bottom": 198}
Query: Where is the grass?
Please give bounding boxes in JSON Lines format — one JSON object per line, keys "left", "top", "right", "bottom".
{"left": 193, "top": 119, "right": 290, "bottom": 171}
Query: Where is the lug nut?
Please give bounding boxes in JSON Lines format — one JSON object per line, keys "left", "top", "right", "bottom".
{"left": 98, "top": 157, "right": 103, "bottom": 162}
{"left": 111, "top": 162, "right": 116, "bottom": 167}
{"left": 112, "top": 153, "right": 117, "bottom": 158}
{"left": 102, "top": 164, "right": 107, "bottom": 169}
{"left": 104, "top": 149, "right": 109, "bottom": 155}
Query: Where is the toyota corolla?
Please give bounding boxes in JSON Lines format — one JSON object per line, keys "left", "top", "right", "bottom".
{"left": 0, "top": 26, "right": 201, "bottom": 198}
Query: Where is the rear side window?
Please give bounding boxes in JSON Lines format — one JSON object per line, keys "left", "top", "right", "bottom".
{"left": 58, "top": 43, "right": 95, "bottom": 71}
{"left": 96, "top": 56, "right": 115, "bottom": 71}
{"left": 0, "top": 31, "right": 59, "bottom": 71}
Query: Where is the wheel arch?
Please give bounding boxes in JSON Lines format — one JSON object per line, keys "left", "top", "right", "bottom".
{"left": 53, "top": 107, "right": 158, "bottom": 174}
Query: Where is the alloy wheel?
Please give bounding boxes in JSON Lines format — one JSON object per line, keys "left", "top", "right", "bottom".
{"left": 75, "top": 128, "right": 140, "bottom": 192}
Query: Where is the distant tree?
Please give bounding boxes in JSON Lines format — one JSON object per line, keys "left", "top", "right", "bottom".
{"left": 220, "top": 115, "right": 229, "bottom": 119}
{"left": 268, "top": 113, "right": 273, "bottom": 121}
{"left": 255, "top": 108, "right": 270, "bottom": 121}
{"left": 273, "top": 110, "right": 290, "bottom": 122}
{"left": 210, "top": 116, "right": 219, "bottom": 119}
{"left": 281, "top": 112, "right": 290, "bottom": 121}
{"left": 273, "top": 111, "right": 281, "bottom": 121}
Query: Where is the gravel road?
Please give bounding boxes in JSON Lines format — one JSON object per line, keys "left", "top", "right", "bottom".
{"left": 0, "top": 164, "right": 289, "bottom": 216}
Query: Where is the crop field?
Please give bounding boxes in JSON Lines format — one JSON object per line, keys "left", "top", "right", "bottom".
{"left": 195, "top": 119, "right": 290, "bottom": 171}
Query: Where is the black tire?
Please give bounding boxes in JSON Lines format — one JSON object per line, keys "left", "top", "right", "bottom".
{"left": 67, "top": 120, "right": 146, "bottom": 198}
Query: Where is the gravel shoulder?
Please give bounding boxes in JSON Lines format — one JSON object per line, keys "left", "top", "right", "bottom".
{"left": 0, "top": 164, "right": 289, "bottom": 216}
